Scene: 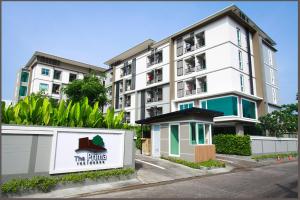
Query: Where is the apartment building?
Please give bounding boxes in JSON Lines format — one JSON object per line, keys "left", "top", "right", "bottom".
{"left": 14, "top": 51, "right": 105, "bottom": 101}
{"left": 104, "top": 5, "right": 280, "bottom": 135}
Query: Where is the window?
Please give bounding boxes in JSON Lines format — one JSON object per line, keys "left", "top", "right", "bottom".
{"left": 200, "top": 96, "right": 238, "bottom": 116}
{"left": 177, "top": 81, "right": 184, "bottom": 98}
{"left": 242, "top": 99, "right": 256, "bottom": 119}
{"left": 176, "top": 38, "right": 183, "bottom": 57}
{"left": 240, "top": 74, "right": 244, "bottom": 92}
{"left": 19, "top": 86, "right": 27, "bottom": 96}
{"left": 177, "top": 60, "right": 183, "bottom": 76}
{"left": 268, "top": 49, "right": 273, "bottom": 66}
{"left": 39, "top": 83, "right": 49, "bottom": 92}
{"left": 236, "top": 27, "right": 241, "bottom": 46}
{"left": 270, "top": 68, "right": 275, "bottom": 84}
{"left": 125, "top": 112, "right": 130, "bottom": 123}
{"left": 190, "top": 123, "right": 205, "bottom": 145}
{"left": 69, "top": 73, "right": 77, "bottom": 82}
{"left": 196, "top": 31, "right": 205, "bottom": 48}
{"left": 238, "top": 50, "right": 243, "bottom": 70}
{"left": 125, "top": 94, "right": 131, "bottom": 107}
{"left": 41, "top": 68, "right": 50, "bottom": 76}
{"left": 21, "top": 71, "right": 29, "bottom": 82}
{"left": 179, "top": 102, "right": 194, "bottom": 110}
{"left": 272, "top": 88, "right": 277, "bottom": 104}
{"left": 52, "top": 84, "right": 60, "bottom": 94}
{"left": 53, "top": 70, "right": 62, "bottom": 80}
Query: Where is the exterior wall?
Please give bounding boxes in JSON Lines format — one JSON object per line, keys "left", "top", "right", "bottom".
{"left": 1, "top": 125, "right": 135, "bottom": 181}
{"left": 250, "top": 136, "right": 298, "bottom": 155}
{"left": 160, "top": 123, "right": 169, "bottom": 157}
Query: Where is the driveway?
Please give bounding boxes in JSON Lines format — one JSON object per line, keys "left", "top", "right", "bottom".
{"left": 84, "top": 161, "right": 298, "bottom": 198}
{"left": 135, "top": 154, "right": 206, "bottom": 183}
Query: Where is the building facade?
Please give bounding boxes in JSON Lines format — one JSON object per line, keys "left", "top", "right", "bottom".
{"left": 14, "top": 51, "right": 105, "bottom": 101}
{"left": 103, "top": 5, "right": 280, "bottom": 135}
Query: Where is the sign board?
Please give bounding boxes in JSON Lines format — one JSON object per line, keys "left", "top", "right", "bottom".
{"left": 49, "top": 130, "right": 124, "bottom": 174}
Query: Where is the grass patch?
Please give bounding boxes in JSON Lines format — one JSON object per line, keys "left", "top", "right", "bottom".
{"left": 161, "top": 156, "right": 225, "bottom": 169}
{"left": 252, "top": 152, "right": 298, "bottom": 161}
{"left": 1, "top": 168, "right": 134, "bottom": 194}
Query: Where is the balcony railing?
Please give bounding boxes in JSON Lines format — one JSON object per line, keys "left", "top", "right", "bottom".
{"left": 177, "top": 90, "right": 184, "bottom": 98}
{"left": 197, "top": 86, "right": 207, "bottom": 94}
{"left": 155, "top": 74, "right": 162, "bottom": 82}
{"left": 184, "top": 45, "right": 195, "bottom": 53}
{"left": 196, "top": 65, "right": 206, "bottom": 71}
{"left": 147, "top": 57, "right": 163, "bottom": 67}
{"left": 196, "top": 42, "right": 205, "bottom": 49}
{"left": 177, "top": 68, "right": 183, "bottom": 76}
{"left": 185, "top": 67, "right": 195, "bottom": 74}
{"left": 125, "top": 102, "right": 131, "bottom": 107}
{"left": 146, "top": 95, "right": 162, "bottom": 103}
{"left": 186, "top": 89, "right": 196, "bottom": 96}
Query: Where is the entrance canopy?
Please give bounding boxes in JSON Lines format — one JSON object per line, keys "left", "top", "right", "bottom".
{"left": 135, "top": 107, "right": 223, "bottom": 125}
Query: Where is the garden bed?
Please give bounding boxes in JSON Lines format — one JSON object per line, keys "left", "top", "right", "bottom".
{"left": 161, "top": 156, "right": 225, "bottom": 169}
{"left": 1, "top": 168, "right": 135, "bottom": 197}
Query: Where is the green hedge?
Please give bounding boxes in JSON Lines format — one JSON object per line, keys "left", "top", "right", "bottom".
{"left": 212, "top": 134, "right": 251, "bottom": 156}
{"left": 1, "top": 168, "right": 135, "bottom": 194}
{"left": 252, "top": 152, "right": 298, "bottom": 161}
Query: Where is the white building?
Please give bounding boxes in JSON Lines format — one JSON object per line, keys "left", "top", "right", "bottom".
{"left": 104, "top": 5, "right": 280, "bottom": 135}
{"left": 14, "top": 51, "right": 105, "bottom": 101}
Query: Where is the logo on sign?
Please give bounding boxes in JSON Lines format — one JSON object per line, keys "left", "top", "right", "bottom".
{"left": 74, "top": 135, "right": 107, "bottom": 166}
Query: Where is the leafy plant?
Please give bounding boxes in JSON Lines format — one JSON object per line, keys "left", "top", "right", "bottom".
{"left": 256, "top": 103, "right": 298, "bottom": 137}
{"left": 161, "top": 156, "right": 225, "bottom": 169}
{"left": 1, "top": 95, "right": 129, "bottom": 130}
{"left": 212, "top": 134, "right": 251, "bottom": 156}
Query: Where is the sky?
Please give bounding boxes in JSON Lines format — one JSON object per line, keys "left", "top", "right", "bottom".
{"left": 2, "top": 1, "right": 298, "bottom": 104}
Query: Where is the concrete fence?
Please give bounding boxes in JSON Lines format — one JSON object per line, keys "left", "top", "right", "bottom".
{"left": 250, "top": 136, "right": 298, "bottom": 155}
{"left": 1, "top": 125, "right": 135, "bottom": 182}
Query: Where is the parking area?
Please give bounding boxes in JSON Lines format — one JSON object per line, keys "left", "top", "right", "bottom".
{"left": 135, "top": 154, "right": 205, "bottom": 184}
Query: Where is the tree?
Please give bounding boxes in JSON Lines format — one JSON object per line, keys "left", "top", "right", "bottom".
{"left": 256, "top": 103, "right": 298, "bottom": 137}
{"left": 62, "top": 73, "right": 108, "bottom": 109}
{"left": 92, "top": 135, "right": 104, "bottom": 147}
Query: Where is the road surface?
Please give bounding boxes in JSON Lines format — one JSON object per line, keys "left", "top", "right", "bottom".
{"left": 83, "top": 161, "right": 298, "bottom": 198}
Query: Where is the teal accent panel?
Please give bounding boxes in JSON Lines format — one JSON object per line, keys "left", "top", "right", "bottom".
{"left": 197, "top": 124, "right": 205, "bottom": 144}
{"left": 190, "top": 123, "right": 196, "bottom": 144}
{"left": 242, "top": 99, "right": 256, "bottom": 119}
{"left": 206, "top": 96, "right": 238, "bottom": 116}
{"left": 179, "top": 105, "right": 184, "bottom": 110}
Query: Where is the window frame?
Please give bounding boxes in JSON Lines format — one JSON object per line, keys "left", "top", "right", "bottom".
{"left": 39, "top": 83, "right": 49, "bottom": 92}
{"left": 178, "top": 101, "right": 194, "bottom": 110}
{"left": 41, "top": 68, "right": 50, "bottom": 76}
{"left": 272, "top": 88, "right": 277, "bottom": 104}
{"left": 236, "top": 27, "right": 241, "bottom": 47}
{"left": 53, "top": 70, "right": 62, "bottom": 80}
{"left": 189, "top": 122, "right": 206, "bottom": 145}
{"left": 240, "top": 74, "right": 244, "bottom": 92}
{"left": 238, "top": 50, "right": 243, "bottom": 70}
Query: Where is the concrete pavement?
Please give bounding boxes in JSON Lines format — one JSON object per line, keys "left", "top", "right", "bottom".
{"left": 83, "top": 161, "right": 298, "bottom": 198}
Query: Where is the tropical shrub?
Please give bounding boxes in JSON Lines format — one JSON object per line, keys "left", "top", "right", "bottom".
{"left": 212, "top": 134, "right": 251, "bottom": 156}
{"left": 1, "top": 95, "right": 127, "bottom": 129}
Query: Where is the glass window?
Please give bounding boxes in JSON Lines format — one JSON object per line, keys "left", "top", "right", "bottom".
{"left": 190, "top": 122, "right": 197, "bottom": 144}
{"left": 177, "top": 60, "right": 183, "bottom": 76}
{"left": 236, "top": 27, "right": 241, "bottom": 46}
{"left": 52, "top": 84, "right": 60, "bottom": 94}
{"left": 272, "top": 88, "right": 277, "bottom": 104}
{"left": 268, "top": 49, "right": 273, "bottom": 65}
{"left": 240, "top": 74, "right": 244, "bottom": 92}
{"left": 69, "top": 73, "right": 77, "bottom": 82}
{"left": 242, "top": 99, "right": 256, "bottom": 119}
{"left": 238, "top": 50, "right": 243, "bottom": 70}
{"left": 197, "top": 124, "right": 205, "bottom": 144}
{"left": 19, "top": 86, "right": 27, "bottom": 96}
{"left": 53, "top": 70, "right": 62, "bottom": 80}
{"left": 21, "top": 71, "right": 29, "bottom": 82}
{"left": 39, "top": 83, "right": 49, "bottom": 92}
{"left": 179, "top": 102, "right": 194, "bottom": 110}
{"left": 201, "top": 101, "right": 207, "bottom": 109}
{"left": 202, "top": 96, "right": 238, "bottom": 116}
{"left": 41, "top": 68, "right": 50, "bottom": 76}
{"left": 270, "top": 68, "right": 275, "bottom": 84}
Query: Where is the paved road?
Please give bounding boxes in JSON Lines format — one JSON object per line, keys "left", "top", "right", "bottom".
{"left": 84, "top": 161, "right": 298, "bottom": 198}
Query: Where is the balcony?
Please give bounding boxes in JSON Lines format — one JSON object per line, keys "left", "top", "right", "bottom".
{"left": 195, "top": 31, "right": 205, "bottom": 49}
{"left": 120, "top": 64, "right": 132, "bottom": 77}
{"left": 177, "top": 77, "right": 206, "bottom": 98}
{"left": 184, "top": 56, "right": 196, "bottom": 75}
{"left": 146, "top": 107, "right": 163, "bottom": 117}
{"left": 196, "top": 54, "right": 206, "bottom": 71}
{"left": 147, "top": 69, "right": 162, "bottom": 85}
{"left": 197, "top": 77, "right": 207, "bottom": 94}
{"left": 124, "top": 112, "right": 130, "bottom": 123}
{"left": 125, "top": 79, "right": 132, "bottom": 91}
{"left": 184, "top": 34, "right": 195, "bottom": 53}
{"left": 186, "top": 89, "right": 196, "bottom": 96}
{"left": 147, "top": 50, "right": 163, "bottom": 67}
{"left": 146, "top": 88, "right": 163, "bottom": 103}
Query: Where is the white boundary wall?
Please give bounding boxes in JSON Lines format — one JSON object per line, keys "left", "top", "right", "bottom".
{"left": 1, "top": 125, "right": 135, "bottom": 181}
{"left": 250, "top": 136, "right": 298, "bottom": 155}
